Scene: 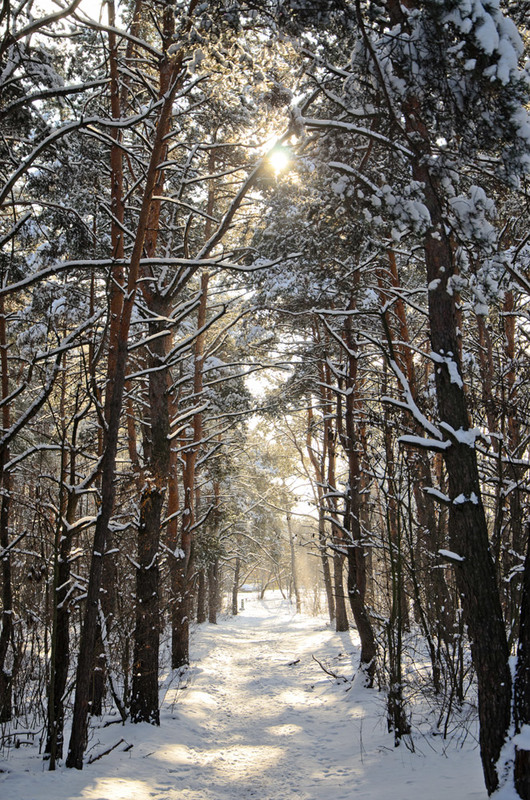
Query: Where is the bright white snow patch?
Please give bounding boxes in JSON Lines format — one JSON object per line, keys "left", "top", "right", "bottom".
{"left": 444, "top": 0, "right": 524, "bottom": 85}
{"left": 454, "top": 492, "right": 480, "bottom": 505}
{"left": 439, "top": 548, "right": 466, "bottom": 562}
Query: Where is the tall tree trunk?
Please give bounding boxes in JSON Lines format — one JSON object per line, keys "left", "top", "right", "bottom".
{"left": 89, "top": 527, "right": 117, "bottom": 718}
{"left": 171, "top": 588, "right": 190, "bottom": 669}
{"left": 46, "top": 430, "right": 79, "bottom": 766}
{"left": 66, "top": 52, "right": 185, "bottom": 769}
{"left": 319, "top": 509, "right": 335, "bottom": 624}
{"left": 130, "top": 291, "right": 171, "bottom": 724}
{"left": 129, "top": 0, "right": 179, "bottom": 718}
{"left": 172, "top": 270, "right": 209, "bottom": 664}
{"left": 0, "top": 472, "right": 11, "bottom": 724}
{"left": 208, "top": 559, "right": 219, "bottom": 624}
{"left": 337, "top": 296, "right": 377, "bottom": 683}
{"left": 167, "top": 389, "right": 182, "bottom": 663}
{"left": 332, "top": 553, "right": 349, "bottom": 631}
{"left": 197, "top": 569, "right": 207, "bottom": 623}
{"left": 355, "top": 5, "right": 513, "bottom": 757}
{"left": 306, "top": 404, "right": 335, "bottom": 623}
{"left": 130, "top": 486, "right": 163, "bottom": 724}
{"left": 419, "top": 158, "right": 511, "bottom": 793}
{"left": 327, "top": 414, "right": 349, "bottom": 632}
{"left": 503, "top": 291, "right": 525, "bottom": 645}
{"left": 377, "top": 255, "right": 451, "bottom": 688}
{"left": 514, "top": 525, "right": 530, "bottom": 798}
{"left": 382, "top": 400, "right": 409, "bottom": 633}
{"left": 345, "top": 532, "right": 376, "bottom": 685}
{"left": 287, "top": 514, "right": 301, "bottom": 614}
{"left": 367, "top": 0, "right": 513, "bottom": 778}
{"left": 0, "top": 295, "right": 12, "bottom": 723}
{"left": 231, "top": 558, "right": 241, "bottom": 616}
{"left": 84, "top": 0, "right": 128, "bottom": 719}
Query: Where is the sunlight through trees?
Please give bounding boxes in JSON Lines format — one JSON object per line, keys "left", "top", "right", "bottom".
{"left": 1, "top": 1, "right": 530, "bottom": 797}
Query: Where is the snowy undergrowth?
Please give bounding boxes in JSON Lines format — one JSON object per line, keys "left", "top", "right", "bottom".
{"left": 0, "top": 594, "right": 487, "bottom": 800}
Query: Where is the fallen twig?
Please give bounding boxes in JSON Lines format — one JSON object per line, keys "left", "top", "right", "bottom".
{"left": 88, "top": 738, "right": 130, "bottom": 764}
{"left": 312, "top": 654, "right": 349, "bottom": 683}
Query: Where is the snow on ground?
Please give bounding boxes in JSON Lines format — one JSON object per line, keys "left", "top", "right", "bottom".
{"left": 1, "top": 594, "right": 488, "bottom": 800}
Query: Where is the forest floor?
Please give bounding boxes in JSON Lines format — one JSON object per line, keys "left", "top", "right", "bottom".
{"left": 1, "top": 594, "right": 489, "bottom": 800}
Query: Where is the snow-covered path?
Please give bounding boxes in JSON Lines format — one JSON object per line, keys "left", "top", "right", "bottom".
{"left": 171, "top": 596, "right": 359, "bottom": 800}
{"left": 2, "top": 595, "right": 487, "bottom": 800}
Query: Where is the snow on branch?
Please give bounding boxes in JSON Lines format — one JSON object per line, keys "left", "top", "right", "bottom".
{"left": 0, "top": 256, "right": 265, "bottom": 300}
{"left": 443, "top": 0, "right": 524, "bottom": 85}
{"left": 429, "top": 351, "right": 464, "bottom": 388}
{"left": 438, "top": 548, "right": 465, "bottom": 563}
{"left": 0, "top": 531, "right": 27, "bottom": 559}
{"left": 0, "top": 312, "right": 100, "bottom": 452}
{"left": 0, "top": 211, "right": 31, "bottom": 250}
{"left": 328, "top": 161, "right": 381, "bottom": 194}
{"left": 0, "top": 0, "right": 84, "bottom": 56}
{"left": 398, "top": 435, "right": 451, "bottom": 452}
{"left": 439, "top": 422, "right": 482, "bottom": 448}
{"left": 0, "top": 100, "right": 173, "bottom": 207}
{"left": 168, "top": 402, "right": 210, "bottom": 440}
{"left": 61, "top": 516, "right": 97, "bottom": 534}
{"left": 422, "top": 487, "right": 451, "bottom": 504}
{"left": 128, "top": 328, "right": 173, "bottom": 353}
{"left": 302, "top": 118, "right": 414, "bottom": 157}
{"left": 0, "top": 79, "right": 108, "bottom": 122}
{"left": 72, "top": 13, "right": 163, "bottom": 59}
{"left": 388, "top": 358, "right": 444, "bottom": 441}
{"left": 35, "top": 310, "right": 104, "bottom": 361}
{"left": 4, "top": 444, "right": 62, "bottom": 471}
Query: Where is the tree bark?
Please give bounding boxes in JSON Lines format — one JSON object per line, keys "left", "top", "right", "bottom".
{"left": 66, "top": 54, "right": 185, "bottom": 769}
{"left": 357, "top": 0, "right": 513, "bottom": 772}
{"left": 208, "top": 559, "right": 219, "bottom": 624}
{"left": 231, "top": 558, "right": 241, "bottom": 616}
{"left": 197, "top": 569, "right": 207, "bottom": 623}
{"left": 337, "top": 297, "right": 377, "bottom": 683}
{"left": 514, "top": 526, "right": 530, "bottom": 799}
{"left": 287, "top": 514, "right": 302, "bottom": 614}
{"left": 172, "top": 270, "right": 209, "bottom": 663}
{"left": 46, "top": 481, "right": 78, "bottom": 765}
{"left": 419, "top": 161, "right": 511, "bottom": 793}
{"left": 130, "top": 486, "right": 163, "bottom": 725}
{"left": 377, "top": 255, "right": 452, "bottom": 689}
{"left": 306, "top": 404, "right": 335, "bottom": 624}
{"left": 0, "top": 296, "right": 12, "bottom": 723}
{"left": 332, "top": 552, "right": 349, "bottom": 631}
{"left": 130, "top": 290, "right": 170, "bottom": 724}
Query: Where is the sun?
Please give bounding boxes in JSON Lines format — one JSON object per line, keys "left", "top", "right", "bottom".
{"left": 268, "top": 146, "right": 290, "bottom": 175}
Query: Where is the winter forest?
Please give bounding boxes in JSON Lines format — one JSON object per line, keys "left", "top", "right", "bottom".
{"left": 1, "top": 0, "right": 530, "bottom": 797}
